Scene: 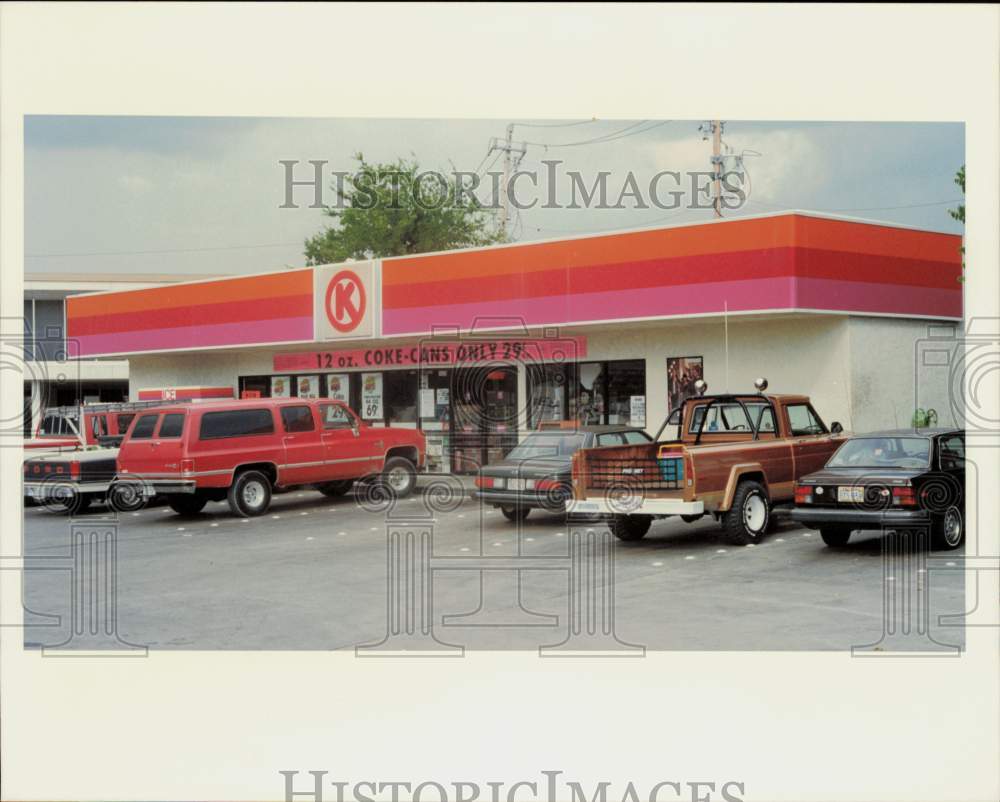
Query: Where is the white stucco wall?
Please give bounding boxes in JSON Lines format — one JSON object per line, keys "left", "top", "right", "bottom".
{"left": 847, "top": 316, "right": 961, "bottom": 431}
{"left": 122, "top": 312, "right": 958, "bottom": 437}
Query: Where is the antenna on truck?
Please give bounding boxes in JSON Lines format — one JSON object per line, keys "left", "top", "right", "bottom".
{"left": 724, "top": 300, "right": 730, "bottom": 392}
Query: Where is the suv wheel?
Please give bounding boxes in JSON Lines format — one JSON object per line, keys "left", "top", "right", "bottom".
{"left": 932, "top": 504, "right": 964, "bottom": 550}
{"left": 228, "top": 470, "right": 272, "bottom": 517}
{"left": 609, "top": 514, "right": 652, "bottom": 541}
{"left": 819, "top": 526, "right": 852, "bottom": 547}
{"left": 382, "top": 457, "right": 416, "bottom": 499}
{"left": 500, "top": 505, "right": 530, "bottom": 522}
{"left": 168, "top": 494, "right": 208, "bottom": 516}
{"left": 318, "top": 480, "right": 354, "bottom": 497}
{"left": 722, "top": 480, "right": 770, "bottom": 545}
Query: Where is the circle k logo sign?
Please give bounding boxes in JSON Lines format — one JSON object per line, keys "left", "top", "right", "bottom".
{"left": 325, "top": 270, "right": 367, "bottom": 333}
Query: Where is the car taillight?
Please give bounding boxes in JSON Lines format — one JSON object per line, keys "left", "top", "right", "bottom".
{"left": 892, "top": 485, "right": 917, "bottom": 506}
{"left": 794, "top": 484, "right": 814, "bottom": 504}
{"left": 69, "top": 461, "right": 80, "bottom": 479}
{"left": 535, "top": 479, "right": 562, "bottom": 491}
{"left": 180, "top": 459, "right": 194, "bottom": 476}
{"left": 474, "top": 476, "right": 494, "bottom": 489}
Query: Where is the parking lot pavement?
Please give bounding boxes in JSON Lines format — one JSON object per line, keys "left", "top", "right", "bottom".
{"left": 20, "top": 489, "right": 966, "bottom": 652}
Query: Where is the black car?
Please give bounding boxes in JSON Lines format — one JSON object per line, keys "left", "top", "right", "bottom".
{"left": 474, "top": 425, "right": 652, "bottom": 521}
{"left": 790, "top": 428, "right": 965, "bottom": 550}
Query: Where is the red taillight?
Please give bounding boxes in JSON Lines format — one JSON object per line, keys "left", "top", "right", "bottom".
{"left": 535, "top": 479, "right": 561, "bottom": 491}
{"left": 474, "top": 476, "right": 494, "bottom": 489}
{"left": 69, "top": 461, "right": 80, "bottom": 479}
{"left": 180, "top": 459, "right": 194, "bottom": 476}
{"left": 892, "top": 486, "right": 917, "bottom": 506}
{"left": 794, "top": 484, "right": 813, "bottom": 504}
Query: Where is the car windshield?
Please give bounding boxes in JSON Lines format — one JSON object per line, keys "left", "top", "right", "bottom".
{"left": 827, "top": 437, "right": 930, "bottom": 469}
{"left": 506, "top": 433, "right": 586, "bottom": 459}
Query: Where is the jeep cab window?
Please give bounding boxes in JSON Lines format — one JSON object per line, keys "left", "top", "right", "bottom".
{"left": 786, "top": 404, "right": 827, "bottom": 436}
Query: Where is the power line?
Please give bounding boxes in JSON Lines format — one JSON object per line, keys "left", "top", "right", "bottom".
{"left": 26, "top": 241, "right": 302, "bottom": 258}
{"left": 522, "top": 120, "right": 671, "bottom": 149}
{"left": 512, "top": 119, "right": 598, "bottom": 129}
{"left": 744, "top": 197, "right": 964, "bottom": 213}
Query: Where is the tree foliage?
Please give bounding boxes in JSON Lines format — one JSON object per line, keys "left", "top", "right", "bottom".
{"left": 304, "top": 154, "right": 503, "bottom": 264}
{"left": 948, "top": 165, "right": 965, "bottom": 280}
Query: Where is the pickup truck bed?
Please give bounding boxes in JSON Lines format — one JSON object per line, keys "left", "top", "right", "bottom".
{"left": 568, "top": 391, "right": 845, "bottom": 545}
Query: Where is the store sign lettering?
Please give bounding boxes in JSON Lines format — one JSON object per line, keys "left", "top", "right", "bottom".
{"left": 273, "top": 337, "right": 586, "bottom": 373}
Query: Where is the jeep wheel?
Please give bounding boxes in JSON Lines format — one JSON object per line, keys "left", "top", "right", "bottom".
{"left": 820, "top": 526, "right": 852, "bottom": 547}
{"left": 168, "top": 494, "right": 208, "bottom": 516}
{"left": 609, "top": 514, "right": 652, "bottom": 541}
{"left": 721, "top": 480, "right": 770, "bottom": 545}
{"left": 228, "top": 470, "right": 272, "bottom": 517}
{"left": 932, "top": 504, "right": 964, "bottom": 551}
{"left": 318, "top": 479, "right": 354, "bottom": 497}
{"left": 382, "top": 457, "right": 416, "bottom": 499}
{"left": 500, "top": 505, "right": 530, "bottom": 522}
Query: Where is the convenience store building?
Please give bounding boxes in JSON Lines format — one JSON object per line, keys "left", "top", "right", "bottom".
{"left": 65, "top": 212, "right": 964, "bottom": 474}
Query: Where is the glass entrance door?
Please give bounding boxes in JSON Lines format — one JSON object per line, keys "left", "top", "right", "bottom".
{"left": 450, "top": 367, "right": 518, "bottom": 473}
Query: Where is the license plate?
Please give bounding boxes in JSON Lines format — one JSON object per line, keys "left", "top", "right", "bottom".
{"left": 508, "top": 478, "right": 526, "bottom": 490}
{"left": 837, "top": 486, "right": 865, "bottom": 503}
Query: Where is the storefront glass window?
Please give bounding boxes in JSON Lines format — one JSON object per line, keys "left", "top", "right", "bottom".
{"left": 606, "top": 360, "right": 645, "bottom": 425}
{"left": 576, "top": 362, "right": 606, "bottom": 425}
{"left": 384, "top": 370, "right": 418, "bottom": 424}
{"left": 527, "top": 364, "right": 569, "bottom": 429}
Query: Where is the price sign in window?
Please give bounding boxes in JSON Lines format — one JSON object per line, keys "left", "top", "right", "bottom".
{"left": 361, "top": 372, "right": 383, "bottom": 420}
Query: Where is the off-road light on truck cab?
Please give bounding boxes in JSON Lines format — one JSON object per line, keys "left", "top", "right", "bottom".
{"left": 693, "top": 379, "right": 708, "bottom": 396}
{"left": 754, "top": 377, "right": 768, "bottom": 392}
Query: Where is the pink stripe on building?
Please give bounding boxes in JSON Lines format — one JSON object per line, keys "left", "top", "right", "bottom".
{"left": 75, "top": 316, "right": 314, "bottom": 357}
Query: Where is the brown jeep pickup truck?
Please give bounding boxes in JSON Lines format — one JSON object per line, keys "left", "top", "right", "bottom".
{"left": 566, "top": 381, "right": 847, "bottom": 545}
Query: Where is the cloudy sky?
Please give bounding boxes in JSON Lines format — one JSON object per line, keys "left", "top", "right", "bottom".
{"left": 24, "top": 116, "right": 964, "bottom": 276}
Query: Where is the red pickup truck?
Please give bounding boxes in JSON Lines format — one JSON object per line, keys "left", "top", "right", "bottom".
{"left": 115, "top": 398, "right": 425, "bottom": 517}
{"left": 23, "top": 403, "right": 140, "bottom": 453}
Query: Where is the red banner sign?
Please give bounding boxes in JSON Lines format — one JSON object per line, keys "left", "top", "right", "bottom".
{"left": 274, "top": 337, "right": 586, "bottom": 373}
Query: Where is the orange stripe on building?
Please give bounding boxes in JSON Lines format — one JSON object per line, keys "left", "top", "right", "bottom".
{"left": 67, "top": 268, "right": 314, "bottom": 318}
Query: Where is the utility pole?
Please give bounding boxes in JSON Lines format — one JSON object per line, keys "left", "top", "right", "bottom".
{"left": 488, "top": 124, "right": 526, "bottom": 240}
{"left": 710, "top": 119, "right": 723, "bottom": 218}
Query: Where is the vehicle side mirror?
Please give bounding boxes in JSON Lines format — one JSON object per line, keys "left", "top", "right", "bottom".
{"left": 831, "top": 421, "right": 843, "bottom": 434}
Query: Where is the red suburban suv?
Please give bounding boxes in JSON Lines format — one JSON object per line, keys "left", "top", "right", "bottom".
{"left": 116, "top": 398, "right": 425, "bottom": 517}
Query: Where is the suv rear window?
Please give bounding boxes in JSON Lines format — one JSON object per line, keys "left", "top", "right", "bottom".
{"left": 117, "top": 413, "right": 135, "bottom": 432}
{"left": 158, "top": 413, "right": 186, "bottom": 438}
{"left": 131, "top": 414, "right": 159, "bottom": 439}
{"left": 199, "top": 408, "right": 274, "bottom": 440}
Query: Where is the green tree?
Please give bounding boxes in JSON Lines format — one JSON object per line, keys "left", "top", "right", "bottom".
{"left": 304, "top": 154, "right": 503, "bottom": 264}
{"left": 949, "top": 164, "right": 965, "bottom": 280}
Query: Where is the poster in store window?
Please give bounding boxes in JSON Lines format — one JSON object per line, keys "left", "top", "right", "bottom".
{"left": 667, "top": 356, "right": 704, "bottom": 412}
{"left": 296, "top": 375, "right": 319, "bottom": 398}
{"left": 629, "top": 395, "right": 646, "bottom": 428}
{"left": 361, "top": 372, "right": 383, "bottom": 420}
{"left": 419, "top": 388, "right": 436, "bottom": 418}
{"left": 326, "top": 373, "right": 349, "bottom": 403}
{"left": 271, "top": 376, "right": 291, "bottom": 398}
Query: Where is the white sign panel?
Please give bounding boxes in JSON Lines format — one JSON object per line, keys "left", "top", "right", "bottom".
{"left": 326, "top": 373, "right": 349, "bottom": 403}
{"left": 419, "top": 388, "right": 436, "bottom": 418}
{"left": 296, "top": 375, "right": 319, "bottom": 398}
{"left": 361, "top": 372, "right": 383, "bottom": 420}
{"left": 271, "top": 376, "right": 291, "bottom": 398}
{"left": 629, "top": 395, "right": 646, "bottom": 428}
{"left": 313, "top": 261, "right": 376, "bottom": 341}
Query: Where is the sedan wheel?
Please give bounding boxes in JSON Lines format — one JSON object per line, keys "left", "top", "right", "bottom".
{"left": 933, "top": 505, "right": 964, "bottom": 550}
